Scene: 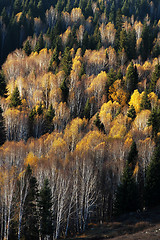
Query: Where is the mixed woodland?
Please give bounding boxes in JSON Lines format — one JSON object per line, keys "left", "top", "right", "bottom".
{"left": 0, "top": 0, "right": 160, "bottom": 239}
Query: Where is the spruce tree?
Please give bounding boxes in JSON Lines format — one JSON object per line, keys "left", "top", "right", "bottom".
{"left": 140, "top": 90, "right": 151, "bottom": 110}
{"left": 128, "top": 141, "right": 138, "bottom": 171}
{"left": 0, "top": 105, "right": 6, "bottom": 146}
{"left": 39, "top": 179, "right": 53, "bottom": 239}
{"left": 148, "top": 107, "right": 160, "bottom": 138}
{"left": 22, "top": 165, "right": 39, "bottom": 240}
{"left": 149, "top": 63, "right": 160, "bottom": 93}
{"left": 0, "top": 70, "right": 7, "bottom": 97}
{"left": 34, "top": 33, "right": 44, "bottom": 53}
{"left": 145, "top": 145, "right": 160, "bottom": 208}
{"left": 94, "top": 113, "right": 105, "bottom": 132}
{"left": 60, "top": 79, "right": 69, "bottom": 103}
{"left": 9, "top": 86, "right": 22, "bottom": 108}
{"left": 125, "top": 61, "right": 138, "bottom": 94}
{"left": 61, "top": 47, "right": 72, "bottom": 77}
{"left": 127, "top": 105, "right": 136, "bottom": 120}
{"left": 23, "top": 40, "right": 32, "bottom": 56}
{"left": 114, "top": 162, "right": 139, "bottom": 215}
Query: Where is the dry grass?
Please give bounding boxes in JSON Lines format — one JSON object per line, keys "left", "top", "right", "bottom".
{"left": 65, "top": 206, "right": 160, "bottom": 240}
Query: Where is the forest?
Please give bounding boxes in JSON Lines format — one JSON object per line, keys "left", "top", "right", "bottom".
{"left": 0, "top": 0, "right": 160, "bottom": 239}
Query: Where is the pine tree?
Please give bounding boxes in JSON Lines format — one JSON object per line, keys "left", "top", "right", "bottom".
{"left": 148, "top": 107, "right": 160, "bottom": 138}
{"left": 128, "top": 141, "right": 138, "bottom": 171}
{"left": 34, "top": 33, "right": 44, "bottom": 53}
{"left": 114, "top": 162, "right": 140, "bottom": 215}
{"left": 39, "top": 179, "right": 53, "bottom": 239}
{"left": 60, "top": 79, "right": 69, "bottom": 103}
{"left": 44, "top": 104, "right": 55, "bottom": 133}
{"left": 0, "top": 105, "right": 6, "bottom": 146}
{"left": 0, "top": 70, "right": 7, "bottom": 97}
{"left": 22, "top": 165, "right": 39, "bottom": 240}
{"left": 9, "top": 86, "right": 22, "bottom": 108}
{"left": 23, "top": 40, "right": 32, "bottom": 56}
{"left": 149, "top": 63, "right": 160, "bottom": 93}
{"left": 127, "top": 105, "right": 136, "bottom": 120}
{"left": 61, "top": 47, "right": 72, "bottom": 77}
{"left": 125, "top": 61, "right": 138, "bottom": 94}
{"left": 145, "top": 145, "right": 160, "bottom": 208}
{"left": 140, "top": 90, "right": 151, "bottom": 110}
{"left": 94, "top": 113, "right": 105, "bottom": 132}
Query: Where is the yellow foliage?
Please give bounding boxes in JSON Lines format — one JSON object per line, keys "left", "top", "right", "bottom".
{"left": 24, "top": 152, "right": 38, "bottom": 167}
{"left": 18, "top": 170, "right": 25, "bottom": 180}
{"left": 133, "top": 162, "right": 139, "bottom": 176}
{"left": 16, "top": 12, "right": 22, "bottom": 22}
{"left": 129, "top": 89, "right": 142, "bottom": 113}
{"left": 76, "top": 130, "right": 106, "bottom": 154}
{"left": 132, "top": 109, "right": 151, "bottom": 131}
{"left": 148, "top": 92, "right": 158, "bottom": 108}
{"left": 109, "top": 114, "right": 127, "bottom": 138}
{"left": 109, "top": 80, "right": 128, "bottom": 106}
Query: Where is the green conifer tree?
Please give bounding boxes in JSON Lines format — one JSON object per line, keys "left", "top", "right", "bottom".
{"left": 0, "top": 105, "right": 6, "bottom": 146}
{"left": 22, "top": 165, "right": 39, "bottom": 240}
{"left": 39, "top": 179, "right": 53, "bottom": 239}
{"left": 34, "top": 33, "right": 44, "bottom": 53}
{"left": 125, "top": 61, "right": 138, "bottom": 94}
{"left": 61, "top": 47, "right": 72, "bottom": 77}
{"left": 9, "top": 86, "right": 22, "bottom": 108}
{"left": 0, "top": 70, "right": 7, "bottom": 97}
{"left": 94, "top": 113, "right": 105, "bottom": 132}
{"left": 149, "top": 63, "right": 160, "bottom": 93}
{"left": 127, "top": 105, "right": 136, "bottom": 120}
{"left": 140, "top": 90, "right": 151, "bottom": 110}
{"left": 145, "top": 145, "right": 160, "bottom": 208}
{"left": 60, "top": 79, "right": 69, "bottom": 103}
{"left": 114, "top": 162, "right": 139, "bottom": 215}
{"left": 23, "top": 40, "right": 32, "bottom": 56}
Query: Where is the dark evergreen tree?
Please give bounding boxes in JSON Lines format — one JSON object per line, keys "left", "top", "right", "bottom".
{"left": 140, "top": 23, "right": 152, "bottom": 61}
{"left": 140, "top": 90, "right": 151, "bottom": 110}
{"left": 145, "top": 144, "right": 160, "bottom": 208}
{"left": 1, "top": 7, "right": 9, "bottom": 26}
{"left": 125, "top": 61, "right": 138, "bottom": 94}
{"left": 61, "top": 47, "right": 72, "bottom": 77}
{"left": 60, "top": 79, "right": 69, "bottom": 103}
{"left": 13, "top": 0, "right": 22, "bottom": 14}
{"left": 23, "top": 40, "right": 32, "bottom": 56}
{"left": 22, "top": 165, "right": 39, "bottom": 240}
{"left": 148, "top": 107, "right": 160, "bottom": 138}
{"left": 29, "top": 107, "right": 36, "bottom": 137}
{"left": 34, "top": 32, "right": 44, "bottom": 53}
{"left": 0, "top": 70, "right": 7, "bottom": 97}
{"left": 128, "top": 141, "right": 138, "bottom": 171}
{"left": 94, "top": 113, "right": 105, "bottom": 132}
{"left": 114, "top": 161, "right": 140, "bottom": 215}
{"left": 84, "top": 0, "right": 93, "bottom": 19}
{"left": 149, "top": 63, "right": 160, "bottom": 93}
{"left": 0, "top": 105, "right": 6, "bottom": 146}
{"left": 119, "top": 29, "right": 127, "bottom": 52}
{"left": 127, "top": 29, "right": 136, "bottom": 60}
{"left": 116, "top": 68, "right": 123, "bottom": 80}
{"left": 9, "top": 86, "right": 22, "bottom": 108}
{"left": 39, "top": 179, "right": 53, "bottom": 240}
{"left": 127, "top": 105, "right": 136, "bottom": 120}
{"left": 37, "top": 102, "right": 43, "bottom": 116}
{"left": 44, "top": 104, "right": 55, "bottom": 133}
{"left": 84, "top": 98, "right": 91, "bottom": 119}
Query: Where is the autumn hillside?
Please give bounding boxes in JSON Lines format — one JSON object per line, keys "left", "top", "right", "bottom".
{"left": 0, "top": 0, "right": 160, "bottom": 239}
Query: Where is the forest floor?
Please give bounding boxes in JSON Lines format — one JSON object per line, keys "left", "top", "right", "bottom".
{"left": 68, "top": 206, "right": 160, "bottom": 240}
